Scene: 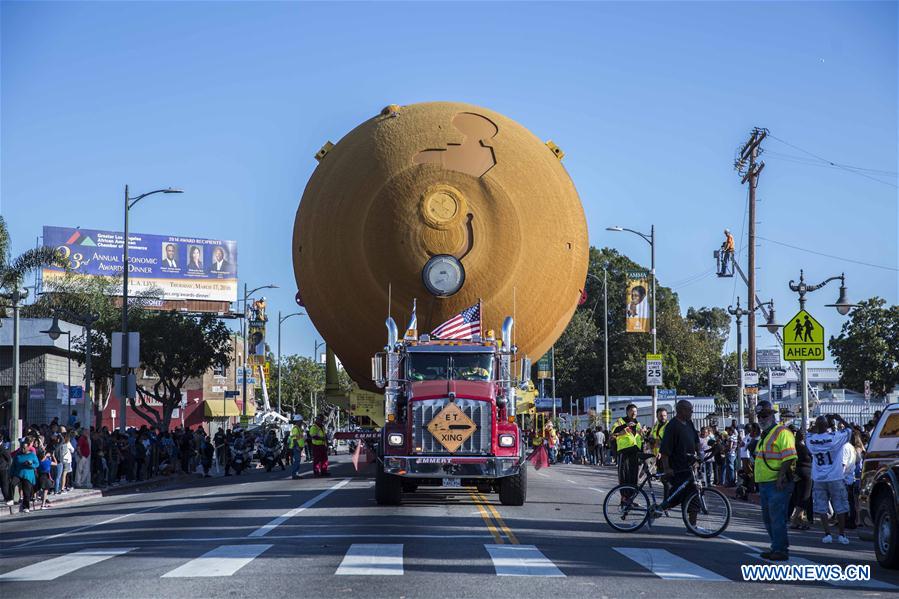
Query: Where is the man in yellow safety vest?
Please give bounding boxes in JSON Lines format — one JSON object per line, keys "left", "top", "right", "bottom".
{"left": 310, "top": 414, "right": 330, "bottom": 477}
{"left": 612, "top": 404, "right": 644, "bottom": 486}
{"left": 289, "top": 416, "right": 306, "bottom": 480}
{"left": 754, "top": 400, "right": 797, "bottom": 561}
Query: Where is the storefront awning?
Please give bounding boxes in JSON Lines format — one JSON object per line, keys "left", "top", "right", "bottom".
{"left": 204, "top": 400, "right": 241, "bottom": 418}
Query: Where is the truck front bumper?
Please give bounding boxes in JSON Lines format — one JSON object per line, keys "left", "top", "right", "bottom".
{"left": 383, "top": 455, "right": 521, "bottom": 479}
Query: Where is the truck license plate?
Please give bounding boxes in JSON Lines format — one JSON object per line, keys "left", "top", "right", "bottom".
{"left": 441, "top": 478, "right": 461, "bottom": 488}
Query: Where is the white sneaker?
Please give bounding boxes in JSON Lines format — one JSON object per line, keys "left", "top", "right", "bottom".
{"left": 23, "top": 508, "right": 30, "bottom": 513}
{"left": 822, "top": 534, "right": 833, "bottom": 544}
{"left": 837, "top": 535, "right": 849, "bottom": 545}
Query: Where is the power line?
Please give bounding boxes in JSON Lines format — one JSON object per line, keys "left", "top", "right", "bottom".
{"left": 767, "top": 135, "right": 898, "bottom": 188}
{"left": 757, "top": 235, "right": 898, "bottom": 272}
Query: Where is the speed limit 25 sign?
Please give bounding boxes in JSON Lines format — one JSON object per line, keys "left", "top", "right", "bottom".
{"left": 646, "top": 354, "right": 663, "bottom": 387}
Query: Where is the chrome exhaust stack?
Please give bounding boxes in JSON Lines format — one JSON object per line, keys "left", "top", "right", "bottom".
{"left": 383, "top": 317, "right": 400, "bottom": 421}
{"left": 501, "top": 316, "right": 515, "bottom": 418}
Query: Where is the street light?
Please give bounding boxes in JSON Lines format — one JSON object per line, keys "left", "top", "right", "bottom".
{"left": 40, "top": 316, "right": 72, "bottom": 418}
{"left": 277, "top": 310, "right": 306, "bottom": 414}
{"left": 241, "top": 283, "right": 279, "bottom": 418}
{"left": 788, "top": 270, "right": 857, "bottom": 431}
{"left": 43, "top": 308, "right": 98, "bottom": 483}
{"left": 120, "top": 185, "right": 183, "bottom": 432}
{"left": 606, "top": 224, "right": 657, "bottom": 416}
{"left": 586, "top": 270, "right": 610, "bottom": 432}
{"left": 728, "top": 298, "right": 779, "bottom": 425}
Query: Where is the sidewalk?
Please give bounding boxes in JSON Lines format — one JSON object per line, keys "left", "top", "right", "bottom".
{"left": 2, "top": 472, "right": 191, "bottom": 517}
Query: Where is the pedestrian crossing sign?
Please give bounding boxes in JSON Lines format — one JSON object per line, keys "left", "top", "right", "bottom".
{"left": 782, "top": 309, "right": 825, "bottom": 361}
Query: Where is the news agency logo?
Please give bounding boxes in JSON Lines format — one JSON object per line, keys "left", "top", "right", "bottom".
{"left": 741, "top": 563, "right": 871, "bottom": 583}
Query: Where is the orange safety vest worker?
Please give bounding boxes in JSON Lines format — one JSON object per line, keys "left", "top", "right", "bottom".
{"left": 754, "top": 424, "right": 797, "bottom": 483}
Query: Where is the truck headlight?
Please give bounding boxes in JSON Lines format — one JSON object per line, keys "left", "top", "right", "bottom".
{"left": 498, "top": 434, "right": 516, "bottom": 447}
{"left": 387, "top": 433, "right": 405, "bottom": 447}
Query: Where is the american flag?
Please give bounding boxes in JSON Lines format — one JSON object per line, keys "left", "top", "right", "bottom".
{"left": 431, "top": 302, "right": 481, "bottom": 340}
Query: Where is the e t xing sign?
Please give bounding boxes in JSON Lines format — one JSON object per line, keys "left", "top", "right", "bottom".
{"left": 427, "top": 402, "right": 478, "bottom": 453}
{"left": 782, "top": 309, "right": 825, "bottom": 361}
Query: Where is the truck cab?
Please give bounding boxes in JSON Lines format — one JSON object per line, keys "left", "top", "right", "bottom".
{"left": 371, "top": 316, "right": 527, "bottom": 506}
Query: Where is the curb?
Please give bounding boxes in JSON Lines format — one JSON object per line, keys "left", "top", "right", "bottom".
{"left": 1, "top": 474, "right": 191, "bottom": 518}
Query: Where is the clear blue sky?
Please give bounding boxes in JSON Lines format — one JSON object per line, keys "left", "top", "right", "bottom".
{"left": 3, "top": 1, "right": 896, "bottom": 369}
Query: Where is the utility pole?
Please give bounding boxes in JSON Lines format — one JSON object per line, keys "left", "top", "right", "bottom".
{"left": 736, "top": 128, "right": 766, "bottom": 415}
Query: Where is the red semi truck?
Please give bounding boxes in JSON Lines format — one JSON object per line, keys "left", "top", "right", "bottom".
{"left": 371, "top": 315, "right": 528, "bottom": 506}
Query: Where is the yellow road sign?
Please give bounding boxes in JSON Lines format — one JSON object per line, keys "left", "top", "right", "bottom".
{"left": 782, "top": 309, "right": 825, "bottom": 361}
{"left": 427, "top": 402, "right": 477, "bottom": 453}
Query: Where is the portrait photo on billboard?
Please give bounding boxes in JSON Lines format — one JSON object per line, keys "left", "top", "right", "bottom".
{"left": 161, "top": 242, "right": 180, "bottom": 269}
{"left": 187, "top": 245, "right": 204, "bottom": 271}
{"left": 626, "top": 274, "right": 649, "bottom": 333}
{"left": 209, "top": 245, "right": 232, "bottom": 274}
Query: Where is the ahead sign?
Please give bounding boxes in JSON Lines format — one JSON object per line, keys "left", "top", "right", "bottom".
{"left": 782, "top": 309, "right": 825, "bottom": 361}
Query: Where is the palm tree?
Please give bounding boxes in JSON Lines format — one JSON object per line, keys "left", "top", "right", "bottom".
{"left": 0, "top": 215, "right": 66, "bottom": 310}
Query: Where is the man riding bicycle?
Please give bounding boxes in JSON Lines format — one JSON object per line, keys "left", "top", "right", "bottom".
{"left": 657, "top": 399, "right": 702, "bottom": 516}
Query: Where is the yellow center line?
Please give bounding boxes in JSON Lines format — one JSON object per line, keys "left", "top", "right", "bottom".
{"left": 469, "top": 491, "right": 503, "bottom": 544}
{"left": 478, "top": 493, "right": 519, "bottom": 545}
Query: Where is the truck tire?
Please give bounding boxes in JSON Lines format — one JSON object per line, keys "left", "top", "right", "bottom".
{"left": 375, "top": 467, "right": 403, "bottom": 506}
{"left": 874, "top": 498, "right": 899, "bottom": 569}
{"left": 499, "top": 463, "right": 527, "bottom": 506}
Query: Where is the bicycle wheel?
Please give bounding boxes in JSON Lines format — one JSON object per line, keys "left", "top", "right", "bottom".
{"left": 603, "top": 484, "right": 651, "bottom": 532}
{"left": 682, "top": 488, "right": 731, "bottom": 538}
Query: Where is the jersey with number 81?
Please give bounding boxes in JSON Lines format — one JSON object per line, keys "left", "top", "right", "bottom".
{"left": 807, "top": 429, "right": 852, "bottom": 482}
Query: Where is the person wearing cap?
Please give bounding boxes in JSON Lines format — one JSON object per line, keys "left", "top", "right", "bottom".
{"left": 309, "top": 415, "right": 329, "bottom": 477}
{"left": 754, "top": 400, "right": 797, "bottom": 561}
{"left": 289, "top": 416, "right": 306, "bottom": 479}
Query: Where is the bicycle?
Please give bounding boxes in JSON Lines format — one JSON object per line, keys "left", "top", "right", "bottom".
{"left": 602, "top": 452, "right": 732, "bottom": 538}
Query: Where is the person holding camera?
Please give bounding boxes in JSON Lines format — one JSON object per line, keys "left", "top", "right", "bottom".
{"left": 808, "top": 413, "right": 856, "bottom": 545}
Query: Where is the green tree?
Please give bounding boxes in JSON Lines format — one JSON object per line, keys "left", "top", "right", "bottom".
{"left": 829, "top": 297, "right": 899, "bottom": 398}
{"left": 130, "top": 311, "right": 232, "bottom": 430}
{"left": 0, "top": 215, "right": 66, "bottom": 310}
{"left": 553, "top": 247, "right": 731, "bottom": 401}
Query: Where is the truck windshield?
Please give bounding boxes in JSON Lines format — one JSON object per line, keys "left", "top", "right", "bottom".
{"left": 408, "top": 353, "right": 493, "bottom": 382}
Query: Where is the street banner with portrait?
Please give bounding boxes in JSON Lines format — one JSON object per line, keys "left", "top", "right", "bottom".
{"left": 625, "top": 270, "right": 650, "bottom": 333}
{"left": 42, "top": 225, "right": 238, "bottom": 302}
{"left": 247, "top": 319, "right": 267, "bottom": 365}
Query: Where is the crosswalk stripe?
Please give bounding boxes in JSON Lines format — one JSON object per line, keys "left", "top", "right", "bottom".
{"left": 0, "top": 548, "right": 135, "bottom": 581}
{"left": 335, "top": 544, "right": 404, "bottom": 575}
{"left": 746, "top": 553, "right": 897, "bottom": 589}
{"left": 615, "top": 547, "right": 728, "bottom": 581}
{"left": 162, "top": 544, "right": 272, "bottom": 578}
{"left": 485, "top": 544, "right": 565, "bottom": 577}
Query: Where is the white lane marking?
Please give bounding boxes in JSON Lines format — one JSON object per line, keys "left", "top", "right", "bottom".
{"left": 162, "top": 544, "right": 272, "bottom": 578}
{"left": 248, "top": 479, "right": 349, "bottom": 537}
{"left": 588, "top": 487, "right": 604, "bottom": 494}
{"left": 485, "top": 544, "right": 565, "bottom": 577}
{"left": 722, "top": 535, "right": 759, "bottom": 552}
{"left": 11, "top": 506, "right": 159, "bottom": 549}
{"left": 746, "top": 553, "right": 897, "bottom": 589}
{"left": 0, "top": 548, "right": 135, "bottom": 581}
{"left": 566, "top": 479, "right": 577, "bottom": 484}
{"left": 534, "top": 471, "right": 549, "bottom": 477}
{"left": 336, "top": 544, "right": 404, "bottom": 576}
{"left": 2, "top": 534, "right": 494, "bottom": 553}
{"left": 615, "top": 547, "right": 728, "bottom": 581}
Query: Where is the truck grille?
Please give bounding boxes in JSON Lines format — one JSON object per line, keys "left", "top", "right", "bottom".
{"left": 412, "top": 398, "right": 493, "bottom": 454}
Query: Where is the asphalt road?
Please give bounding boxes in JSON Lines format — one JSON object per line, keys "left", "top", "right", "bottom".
{"left": 1, "top": 454, "right": 897, "bottom": 598}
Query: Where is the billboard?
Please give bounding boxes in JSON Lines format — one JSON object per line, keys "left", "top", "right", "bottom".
{"left": 42, "top": 226, "right": 238, "bottom": 302}
{"left": 626, "top": 271, "right": 650, "bottom": 333}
